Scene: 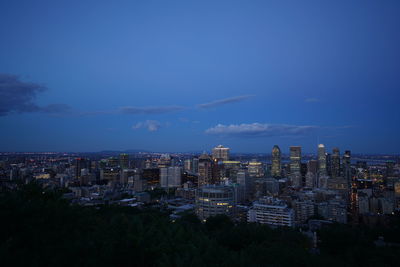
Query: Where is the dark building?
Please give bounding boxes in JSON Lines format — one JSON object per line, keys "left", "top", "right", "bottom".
{"left": 119, "top": 153, "right": 129, "bottom": 169}
{"left": 75, "top": 158, "right": 89, "bottom": 179}
{"left": 331, "top": 148, "right": 341, "bottom": 178}
{"left": 142, "top": 168, "right": 160, "bottom": 187}
{"left": 326, "top": 153, "right": 332, "bottom": 177}
{"left": 343, "top": 150, "right": 352, "bottom": 186}
{"left": 182, "top": 171, "right": 198, "bottom": 186}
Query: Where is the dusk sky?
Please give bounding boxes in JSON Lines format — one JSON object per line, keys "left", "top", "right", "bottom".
{"left": 1, "top": 0, "right": 399, "bottom": 154}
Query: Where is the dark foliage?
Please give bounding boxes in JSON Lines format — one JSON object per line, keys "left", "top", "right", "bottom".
{"left": 0, "top": 183, "right": 399, "bottom": 266}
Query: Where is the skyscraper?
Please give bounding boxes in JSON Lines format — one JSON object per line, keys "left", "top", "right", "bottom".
{"left": 75, "top": 158, "right": 88, "bottom": 178}
{"left": 271, "top": 145, "right": 281, "bottom": 178}
{"left": 331, "top": 148, "right": 341, "bottom": 178}
{"left": 198, "top": 153, "right": 213, "bottom": 186}
{"left": 290, "top": 146, "right": 301, "bottom": 174}
{"left": 160, "top": 167, "right": 182, "bottom": 188}
{"left": 212, "top": 145, "right": 230, "bottom": 161}
{"left": 119, "top": 153, "right": 129, "bottom": 169}
{"left": 192, "top": 157, "right": 199, "bottom": 174}
{"left": 343, "top": 150, "right": 351, "bottom": 184}
{"left": 184, "top": 159, "right": 192, "bottom": 172}
{"left": 318, "top": 144, "right": 327, "bottom": 176}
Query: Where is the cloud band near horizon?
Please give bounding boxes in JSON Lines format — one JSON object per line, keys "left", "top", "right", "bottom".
{"left": 205, "top": 123, "right": 318, "bottom": 137}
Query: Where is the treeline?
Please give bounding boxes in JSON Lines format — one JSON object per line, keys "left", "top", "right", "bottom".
{"left": 0, "top": 184, "right": 399, "bottom": 266}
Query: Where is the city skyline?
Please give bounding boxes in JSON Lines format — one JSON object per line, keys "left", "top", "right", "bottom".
{"left": 1, "top": 1, "right": 400, "bottom": 153}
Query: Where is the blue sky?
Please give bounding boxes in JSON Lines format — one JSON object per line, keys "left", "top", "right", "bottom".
{"left": 0, "top": 0, "right": 399, "bottom": 153}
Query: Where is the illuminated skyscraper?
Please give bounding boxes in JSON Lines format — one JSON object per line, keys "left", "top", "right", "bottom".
{"left": 290, "top": 146, "right": 301, "bottom": 174}
{"left": 318, "top": 144, "right": 327, "bottom": 176}
{"left": 271, "top": 145, "right": 281, "bottom": 178}
{"left": 198, "top": 153, "right": 213, "bottom": 186}
{"left": 331, "top": 148, "right": 341, "bottom": 178}
{"left": 212, "top": 145, "right": 230, "bottom": 161}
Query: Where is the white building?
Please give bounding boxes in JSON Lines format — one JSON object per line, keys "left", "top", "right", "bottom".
{"left": 248, "top": 197, "right": 294, "bottom": 227}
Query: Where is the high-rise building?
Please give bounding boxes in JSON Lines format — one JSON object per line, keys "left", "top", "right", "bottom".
{"left": 237, "top": 169, "right": 251, "bottom": 201}
{"left": 198, "top": 153, "right": 213, "bottom": 186}
{"left": 331, "top": 148, "right": 341, "bottom": 178}
{"left": 290, "top": 146, "right": 301, "bottom": 174}
{"left": 307, "top": 160, "right": 318, "bottom": 175}
{"left": 192, "top": 157, "right": 199, "bottom": 174}
{"left": 343, "top": 150, "right": 351, "bottom": 185}
{"left": 318, "top": 144, "right": 327, "bottom": 176}
{"left": 305, "top": 172, "right": 316, "bottom": 188}
{"left": 271, "top": 145, "right": 281, "bottom": 177}
{"left": 212, "top": 145, "right": 230, "bottom": 161}
{"left": 195, "top": 185, "right": 235, "bottom": 220}
{"left": 119, "top": 153, "right": 129, "bottom": 169}
{"left": 248, "top": 160, "right": 264, "bottom": 178}
{"left": 75, "top": 158, "right": 88, "bottom": 178}
{"left": 160, "top": 166, "right": 182, "bottom": 188}
{"left": 108, "top": 157, "right": 119, "bottom": 167}
{"left": 184, "top": 159, "right": 192, "bottom": 172}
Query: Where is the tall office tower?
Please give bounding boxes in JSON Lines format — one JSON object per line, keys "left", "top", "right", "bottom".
{"left": 184, "top": 159, "right": 192, "bottom": 172}
{"left": 119, "top": 153, "right": 129, "bottom": 169}
{"left": 248, "top": 160, "right": 264, "bottom": 178}
{"left": 306, "top": 160, "right": 318, "bottom": 188}
{"left": 326, "top": 153, "right": 332, "bottom": 176}
{"left": 307, "top": 160, "right": 318, "bottom": 175}
{"left": 160, "top": 167, "right": 182, "bottom": 188}
{"left": 290, "top": 146, "right": 301, "bottom": 174}
{"left": 317, "top": 144, "right": 327, "bottom": 176}
{"left": 108, "top": 157, "right": 119, "bottom": 167}
{"left": 305, "top": 172, "right": 316, "bottom": 188}
{"left": 212, "top": 145, "right": 230, "bottom": 161}
{"left": 343, "top": 150, "right": 351, "bottom": 184}
{"left": 75, "top": 158, "right": 87, "bottom": 178}
{"left": 160, "top": 168, "right": 168, "bottom": 188}
{"left": 271, "top": 145, "right": 281, "bottom": 177}
{"left": 198, "top": 153, "right": 213, "bottom": 186}
{"left": 237, "top": 169, "right": 251, "bottom": 201}
{"left": 192, "top": 157, "right": 199, "bottom": 174}
{"left": 331, "top": 148, "right": 341, "bottom": 178}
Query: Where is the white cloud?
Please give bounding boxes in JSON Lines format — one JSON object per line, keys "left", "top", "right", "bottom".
{"left": 205, "top": 123, "right": 317, "bottom": 137}
{"left": 132, "top": 120, "right": 161, "bottom": 132}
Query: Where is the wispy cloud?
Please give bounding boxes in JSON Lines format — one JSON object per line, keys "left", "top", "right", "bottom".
{"left": 305, "top": 98, "right": 320, "bottom": 103}
{"left": 205, "top": 123, "right": 317, "bottom": 137}
{"left": 121, "top": 105, "right": 185, "bottom": 115}
{"left": 197, "top": 95, "right": 254, "bottom": 109}
{"left": 132, "top": 120, "right": 162, "bottom": 132}
{"left": 0, "top": 73, "right": 70, "bottom": 116}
